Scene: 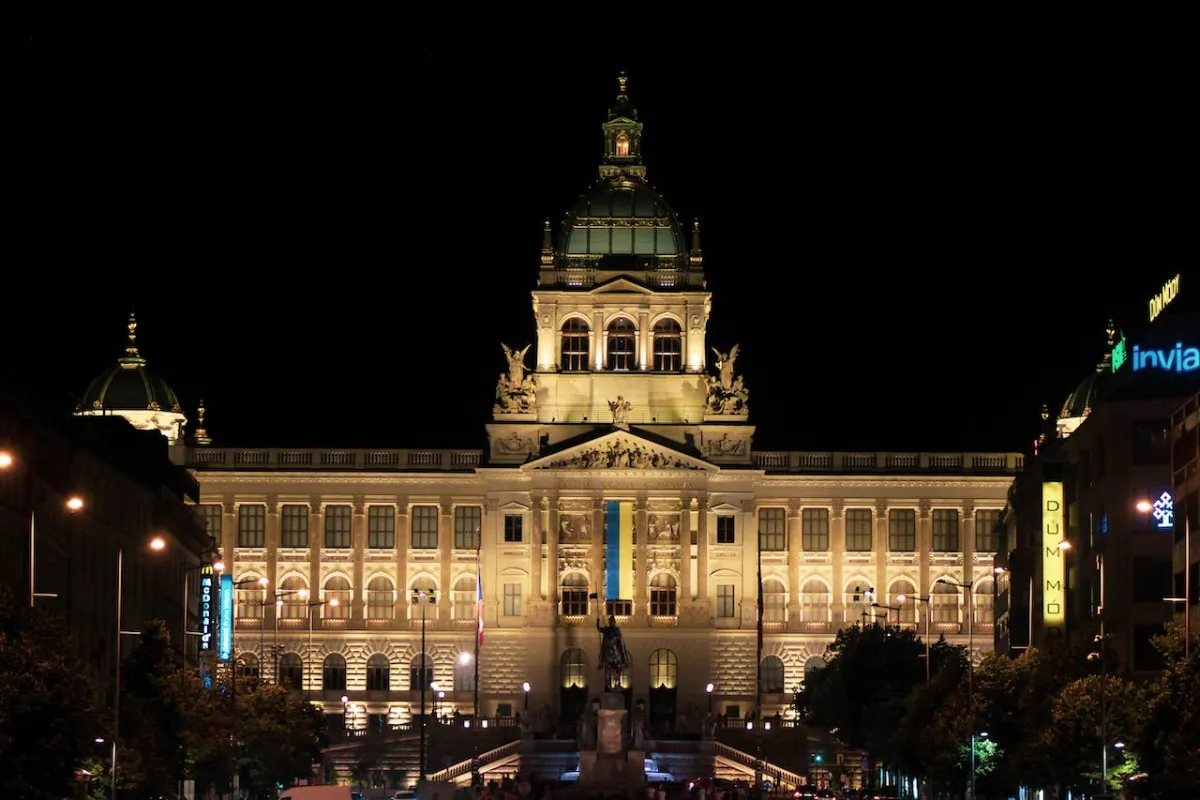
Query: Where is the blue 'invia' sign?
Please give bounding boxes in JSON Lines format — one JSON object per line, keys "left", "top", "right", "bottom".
{"left": 1132, "top": 343, "right": 1200, "bottom": 373}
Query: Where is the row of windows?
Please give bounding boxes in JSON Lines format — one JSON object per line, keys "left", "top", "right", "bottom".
{"left": 712, "top": 580, "right": 995, "bottom": 625}
{"left": 560, "top": 317, "right": 684, "bottom": 371}
{"left": 753, "top": 508, "right": 1001, "bottom": 553}
{"left": 559, "top": 648, "right": 803, "bottom": 695}
{"left": 241, "top": 651, "right": 461, "bottom": 693}
{"left": 236, "top": 575, "right": 527, "bottom": 619}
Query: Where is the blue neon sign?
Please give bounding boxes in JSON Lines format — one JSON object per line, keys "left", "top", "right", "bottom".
{"left": 1131, "top": 343, "right": 1200, "bottom": 374}
{"left": 199, "top": 564, "right": 214, "bottom": 652}
{"left": 219, "top": 574, "right": 233, "bottom": 662}
{"left": 1151, "top": 491, "right": 1174, "bottom": 530}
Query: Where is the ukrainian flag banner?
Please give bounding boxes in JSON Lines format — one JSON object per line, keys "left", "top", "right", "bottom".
{"left": 605, "top": 501, "right": 634, "bottom": 602}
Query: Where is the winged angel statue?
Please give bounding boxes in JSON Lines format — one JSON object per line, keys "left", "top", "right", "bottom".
{"left": 495, "top": 343, "right": 538, "bottom": 414}
{"left": 705, "top": 344, "right": 749, "bottom": 415}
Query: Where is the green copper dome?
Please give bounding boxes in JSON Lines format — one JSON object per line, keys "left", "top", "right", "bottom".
{"left": 79, "top": 313, "right": 182, "bottom": 414}
{"left": 558, "top": 180, "right": 687, "bottom": 265}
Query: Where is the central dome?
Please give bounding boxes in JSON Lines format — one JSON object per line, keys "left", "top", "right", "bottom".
{"left": 556, "top": 179, "right": 687, "bottom": 269}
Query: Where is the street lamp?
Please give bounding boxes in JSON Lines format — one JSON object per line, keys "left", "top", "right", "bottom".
{"left": 937, "top": 575, "right": 990, "bottom": 800}
{"left": 412, "top": 587, "right": 436, "bottom": 785}
{"left": 706, "top": 682, "right": 714, "bottom": 713}
{"left": 1137, "top": 497, "right": 1190, "bottom": 658}
{"left": 306, "top": 597, "right": 337, "bottom": 702}
{"left": 522, "top": 681, "right": 531, "bottom": 712}
{"left": 897, "top": 593, "right": 934, "bottom": 684}
{"left": 870, "top": 601, "right": 903, "bottom": 624}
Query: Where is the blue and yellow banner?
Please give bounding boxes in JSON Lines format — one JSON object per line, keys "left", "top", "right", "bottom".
{"left": 605, "top": 501, "right": 634, "bottom": 601}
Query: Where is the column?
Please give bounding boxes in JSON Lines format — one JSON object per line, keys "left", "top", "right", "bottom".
{"left": 830, "top": 501, "right": 845, "bottom": 627}
{"left": 592, "top": 310, "right": 605, "bottom": 371}
{"left": 741, "top": 502, "right": 756, "bottom": 626}
{"left": 486, "top": 498, "right": 501, "bottom": 625}
{"left": 395, "top": 497, "right": 409, "bottom": 623}
{"left": 918, "top": 500, "right": 932, "bottom": 604}
{"left": 308, "top": 499, "right": 322, "bottom": 599}
{"left": 787, "top": 505, "right": 802, "bottom": 627}
{"left": 529, "top": 495, "right": 543, "bottom": 602}
{"left": 961, "top": 503, "right": 976, "bottom": 630}
{"left": 438, "top": 500, "right": 453, "bottom": 623}
{"left": 591, "top": 499, "right": 606, "bottom": 613}
{"left": 635, "top": 499, "right": 649, "bottom": 618}
{"left": 874, "top": 502, "right": 888, "bottom": 606}
{"left": 697, "top": 502, "right": 709, "bottom": 600}
{"left": 679, "top": 498, "right": 692, "bottom": 607}
{"left": 220, "top": 497, "right": 236, "bottom": 568}
{"left": 547, "top": 498, "right": 559, "bottom": 606}
{"left": 638, "top": 311, "right": 650, "bottom": 369}
{"left": 352, "top": 497, "right": 366, "bottom": 622}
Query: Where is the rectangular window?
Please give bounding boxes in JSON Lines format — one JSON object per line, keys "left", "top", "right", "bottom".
{"left": 932, "top": 510, "right": 960, "bottom": 552}
{"left": 367, "top": 506, "right": 395, "bottom": 549}
{"left": 758, "top": 508, "right": 786, "bottom": 552}
{"left": 716, "top": 584, "right": 736, "bottom": 618}
{"left": 455, "top": 506, "right": 482, "bottom": 549}
{"left": 197, "top": 504, "right": 222, "bottom": 538}
{"left": 888, "top": 509, "right": 916, "bottom": 552}
{"left": 845, "top": 509, "right": 873, "bottom": 552}
{"left": 503, "top": 583, "right": 523, "bottom": 617}
{"left": 801, "top": 508, "right": 828, "bottom": 551}
{"left": 716, "top": 515, "right": 735, "bottom": 544}
{"left": 324, "top": 505, "right": 352, "bottom": 549}
{"left": 504, "top": 514, "right": 523, "bottom": 543}
{"left": 411, "top": 505, "right": 438, "bottom": 549}
{"left": 280, "top": 505, "right": 309, "bottom": 548}
{"left": 975, "top": 510, "right": 1001, "bottom": 553}
{"left": 237, "top": 505, "right": 265, "bottom": 548}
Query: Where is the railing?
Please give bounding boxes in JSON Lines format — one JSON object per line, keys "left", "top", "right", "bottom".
{"left": 427, "top": 739, "right": 521, "bottom": 783}
{"left": 752, "top": 451, "right": 1023, "bottom": 474}
{"left": 712, "top": 741, "right": 805, "bottom": 789}
{"left": 188, "top": 447, "right": 482, "bottom": 471}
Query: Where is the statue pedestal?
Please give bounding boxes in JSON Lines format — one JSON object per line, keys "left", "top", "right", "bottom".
{"left": 578, "top": 692, "right": 645, "bottom": 787}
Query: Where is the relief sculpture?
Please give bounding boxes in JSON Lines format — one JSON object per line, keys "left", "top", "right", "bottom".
{"left": 647, "top": 514, "right": 680, "bottom": 543}
{"left": 559, "top": 513, "right": 592, "bottom": 543}
{"left": 543, "top": 438, "right": 698, "bottom": 470}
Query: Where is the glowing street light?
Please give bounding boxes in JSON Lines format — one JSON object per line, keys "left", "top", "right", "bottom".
{"left": 149, "top": 537, "right": 166, "bottom": 551}
{"left": 0, "top": 451, "right": 13, "bottom": 469}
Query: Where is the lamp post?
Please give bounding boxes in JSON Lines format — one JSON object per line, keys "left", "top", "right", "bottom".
{"left": 897, "top": 594, "right": 932, "bottom": 683}
{"left": 937, "top": 575, "right": 989, "bottom": 800}
{"left": 523, "top": 681, "right": 531, "bottom": 713}
{"left": 870, "top": 602, "right": 902, "bottom": 624}
{"left": 1137, "top": 498, "right": 1190, "bottom": 658}
{"left": 305, "top": 597, "right": 336, "bottom": 703}
{"left": 260, "top": 588, "right": 300, "bottom": 682}
{"left": 705, "top": 682, "right": 714, "bottom": 714}
{"left": 413, "top": 587, "right": 436, "bottom": 785}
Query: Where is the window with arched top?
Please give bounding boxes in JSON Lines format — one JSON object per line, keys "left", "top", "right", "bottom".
{"left": 606, "top": 318, "right": 637, "bottom": 371}
{"left": 366, "top": 653, "right": 390, "bottom": 691}
{"left": 616, "top": 132, "right": 629, "bottom": 157}
{"left": 237, "top": 652, "right": 259, "bottom": 681}
{"left": 762, "top": 578, "right": 787, "bottom": 622}
{"left": 649, "top": 573, "right": 677, "bottom": 617}
{"left": 453, "top": 576, "right": 477, "bottom": 620}
{"left": 760, "top": 655, "right": 785, "bottom": 693}
{"left": 236, "top": 575, "right": 266, "bottom": 619}
{"left": 800, "top": 579, "right": 830, "bottom": 623}
{"left": 561, "top": 648, "right": 588, "bottom": 689}
{"left": 409, "top": 653, "right": 432, "bottom": 691}
{"left": 366, "top": 576, "right": 395, "bottom": 620}
{"left": 889, "top": 579, "right": 917, "bottom": 625}
{"left": 278, "top": 653, "right": 303, "bottom": 690}
{"left": 278, "top": 576, "right": 309, "bottom": 619}
{"left": 652, "top": 318, "right": 682, "bottom": 371}
{"left": 323, "top": 653, "right": 346, "bottom": 691}
{"left": 932, "top": 581, "right": 960, "bottom": 625}
{"left": 973, "top": 579, "right": 995, "bottom": 626}
{"left": 455, "top": 654, "right": 475, "bottom": 692}
{"left": 560, "top": 573, "right": 589, "bottom": 617}
{"left": 648, "top": 648, "right": 677, "bottom": 689}
{"left": 323, "top": 576, "right": 351, "bottom": 618}
{"left": 560, "top": 318, "right": 590, "bottom": 371}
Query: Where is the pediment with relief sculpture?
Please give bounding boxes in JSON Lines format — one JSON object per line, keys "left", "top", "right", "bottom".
{"left": 522, "top": 429, "right": 717, "bottom": 471}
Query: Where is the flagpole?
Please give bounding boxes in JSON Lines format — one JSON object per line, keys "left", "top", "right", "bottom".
{"left": 472, "top": 528, "right": 481, "bottom": 788}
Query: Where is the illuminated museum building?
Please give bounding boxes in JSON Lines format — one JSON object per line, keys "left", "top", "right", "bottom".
{"left": 78, "top": 78, "right": 1022, "bottom": 731}
{"left": 994, "top": 290, "right": 1199, "bottom": 673}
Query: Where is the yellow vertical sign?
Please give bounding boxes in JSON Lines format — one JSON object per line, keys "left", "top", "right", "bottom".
{"left": 1042, "top": 481, "right": 1065, "bottom": 627}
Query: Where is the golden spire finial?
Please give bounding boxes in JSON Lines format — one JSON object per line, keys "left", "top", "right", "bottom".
{"left": 617, "top": 72, "right": 628, "bottom": 94}
{"left": 194, "top": 399, "right": 212, "bottom": 446}
{"left": 1105, "top": 317, "right": 1116, "bottom": 347}
{"left": 1041, "top": 403, "right": 1049, "bottom": 421}
{"left": 118, "top": 311, "right": 146, "bottom": 369}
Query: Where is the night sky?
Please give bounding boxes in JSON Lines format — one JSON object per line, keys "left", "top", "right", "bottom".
{"left": 13, "top": 32, "right": 1194, "bottom": 453}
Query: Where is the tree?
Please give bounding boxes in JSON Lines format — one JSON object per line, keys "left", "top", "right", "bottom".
{"left": 236, "top": 679, "right": 327, "bottom": 795}
{"left": 0, "top": 587, "right": 104, "bottom": 800}
{"left": 1132, "top": 618, "right": 1200, "bottom": 795}
{"left": 1033, "top": 675, "right": 1141, "bottom": 793}
{"left": 892, "top": 640, "right": 968, "bottom": 788}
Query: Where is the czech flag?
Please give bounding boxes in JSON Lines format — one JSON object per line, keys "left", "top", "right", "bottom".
{"left": 476, "top": 562, "right": 485, "bottom": 645}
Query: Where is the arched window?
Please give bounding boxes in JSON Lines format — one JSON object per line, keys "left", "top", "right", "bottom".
{"left": 606, "top": 318, "right": 637, "bottom": 371}
{"left": 560, "top": 318, "right": 590, "bottom": 371}
{"left": 278, "top": 653, "right": 303, "bottom": 690}
{"left": 800, "top": 579, "right": 830, "bottom": 622}
{"left": 652, "top": 319, "right": 682, "bottom": 372}
{"left": 409, "top": 653, "right": 432, "bottom": 691}
{"left": 560, "top": 648, "right": 588, "bottom": 689}
{"left": 410, "top": 577, "right": 437, "bottom": 619}
{"left": 648, "top": 648, "right": 677, "bottom": 689}
{"left": 324, "top": 576, "right": 351, "bottom": 618}
{"left": 973, "top": 579, "right": 995, "bottom": 626}
{"left": 366, "top": 653, "right": 390, "bottom": 691}
{"left": 278, "top": 576, "right": 309, "bottom": 619}
{"left": 323, "top": 653, "right": 347, "bottom": 691}
{"left": 560, "top": 573, "right": 589, "bottom": 617}
{"left": 366, "top": 576, "right": 395, "bottom": 620}
{"left": 889, "top": 579, "right": 918, "bottom": 625}
{"left": 236, "top": 574, "right": 266, "bottom": 619}
{"left": 455, "top": 654, "right": 475, "bottom": 692}
{"left": 616, "top": 132, "right": 629, "bottom": 157}
{"left": 237, "top": 652, "right": 259, "bottom": 681}
{"left": 649, "top": 573, "right": 677, "bottom": 617}
{"left": 932, "top": 581, "right": 960, "bottom": 625}
{"left": 453, "top": 576, "right": 476, "bottom": 620}
{"left": 762, "top": 578, "right": 787, "bottom": 622}
{"left": 760, "top": 655, "right": 785, "bottom": 694}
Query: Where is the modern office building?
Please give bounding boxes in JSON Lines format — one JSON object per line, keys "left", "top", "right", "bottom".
{"left": 1169, "top": 389, "right": 1199, "bottom": 641}
{"left": 76, "top": 76, "right": 1021, "bottom": 734}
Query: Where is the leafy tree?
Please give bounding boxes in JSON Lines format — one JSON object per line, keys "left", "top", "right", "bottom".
{"left": 1033, "top": 675, "right": 1141, "bottom": 793}
{"left": 182, "top": 663, "right": 237, "bottom": 798}
{"left": 236, "top": 679, "right": 327, "bottom": 795}
{"left": 892, "top": 640, "right": 968, "bottom": 787}
{"left": 1132, "top": 617, "right": 1200, "bottom": 795}
{"left": 0, "top": 588, "right": 103, "bottom": 800}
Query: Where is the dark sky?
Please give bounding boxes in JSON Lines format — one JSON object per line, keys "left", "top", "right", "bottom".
{"left": 13, "top": 30, "right": 1194, "bottom": 453}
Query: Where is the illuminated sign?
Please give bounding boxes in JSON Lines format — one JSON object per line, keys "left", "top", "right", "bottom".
{"left": 1111, "top": 333, "right": 1127, "bottom": 372}
{"left": 219, "top": 574, "right": 233, "bottom": 662}
{"left": 1151, "top": 491, "right": 1174, "bottom": 530}
{"left": 1149, "top": 273, "right": 1180, "bottom": 322}
{"left": 1042, "top": 481, "right": 1065, "bottom": 628}
{"left": 199, "top": 564, "right": 214, "bottom": 652}
{"left": 1131, "top": 342, "right": 1200, "bottom": 373}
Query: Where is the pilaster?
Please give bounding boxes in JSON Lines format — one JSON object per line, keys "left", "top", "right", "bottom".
{"left": 874, "top": 501, "right": 888, "bottom": 604}
{"left": 919, "top": 500, "right": 932, "bottom": 597}
{"left": 634, "top": 498, "right": 649, "bottom": 619}
{"left": 307, "top": 497, "right": 321, "bottom": 600}
{"left": 547, "top": 498, "right": 559, "bottom": 606}
{"left": 787, "top": 505, "right": 802, "bottom": 628}
{"left": 697, "top": 502, "right": 710, "bottom": 601}
{"left": 438, "top": 499, "right": 453, "bottom": 623}
{"left": 830, "top": 501, "right": 845, "bottom": 625}
{"left": 395, "top": 497, "right": 409, "bottom": 622}
{"left": 590, "top": 498, "right": 605, "bottom": 613}
{"left": 678, "top": 497, "right": 692, "bottom": 604}
{"left": 529, "top": 494, "right": 543, "bottom": 601}
{"left": 351, "top": 496, "right": 366, "bottom": 622}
